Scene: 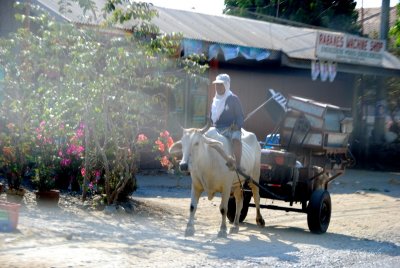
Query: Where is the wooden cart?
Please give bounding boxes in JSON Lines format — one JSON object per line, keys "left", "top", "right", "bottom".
{"left": 227, "top": 94, "right": 355, "bottom": 234}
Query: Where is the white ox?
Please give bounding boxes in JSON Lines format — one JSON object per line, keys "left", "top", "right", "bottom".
{"left": 169, "top": 125, "right": 265, "bottom": 237}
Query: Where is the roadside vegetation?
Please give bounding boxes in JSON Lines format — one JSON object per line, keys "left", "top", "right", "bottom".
{"left": 0, "top": 0, "right": 207, "bottom": 205}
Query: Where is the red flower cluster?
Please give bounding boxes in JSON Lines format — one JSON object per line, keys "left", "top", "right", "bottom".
{"left": 155, "top": 130, "right": 174, "bottom": 168}
{"left": 58, "top": 123, "right": 85, "bottom": 168}
{"left": 136, "top": 130, "right": 175, "bottom": 169}
{"left": 35, "top": 121, "right": 54, "bottom": 145}
{"left": 155, "top": 130, "right": 174, "bottom": 153}
{"left": 136, "top": 134, "right": 148, "bottom": 144}
{"left": 160, "top": 155, "right": 170, "bottom": 167}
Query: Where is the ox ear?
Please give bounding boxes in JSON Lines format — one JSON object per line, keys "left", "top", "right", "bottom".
{"left": 169, "top": 140, "right": 182, "bottom": 157}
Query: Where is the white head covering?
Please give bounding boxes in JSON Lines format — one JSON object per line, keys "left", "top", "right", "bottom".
{"left": 212, "top": 73, "right": 230, "bottom": 91}
{"left": 211, "top": 74, "right": 232, "bottom": 124}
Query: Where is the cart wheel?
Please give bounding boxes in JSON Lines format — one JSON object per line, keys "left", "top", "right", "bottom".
{"left": 227, "top": 191, "right": 252, "bottom": 223}
{"left": 307, "top": 189, "right": 331, "bottom": 234}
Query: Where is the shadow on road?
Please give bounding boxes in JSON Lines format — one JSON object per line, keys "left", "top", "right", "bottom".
{"left": 170, "top": 222, "right": 399, "bottom": 265}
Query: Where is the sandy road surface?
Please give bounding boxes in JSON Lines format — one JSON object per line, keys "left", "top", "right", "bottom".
{"left": 0, "top": 169, "right": 399, "bottom": 267}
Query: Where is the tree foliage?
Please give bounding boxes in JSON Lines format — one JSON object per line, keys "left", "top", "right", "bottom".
{"left": 224, "top": 0, "right": 361, "bottom": 34}
{"left": 389, "top": 4, "right": 400, "bottom": 54}
{"left": 387, "top": 3, "right": 400, "bottom": 129}
{"left": 0, "top": 1, "right": 208, "bottom": 204}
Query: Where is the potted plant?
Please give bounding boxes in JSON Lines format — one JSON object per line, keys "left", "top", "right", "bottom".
{"left": 32, "top": 121, "right": 60, "bottom": 206}
{"left": 0, "top": 126, "right": 29, "bottom": 203}
{"left": 4, "top": 164, "right": 26, "bottom": 203}
{"left": 32, "top": 163, "right": 60, "bottom": 205}
{"left": 55, "top": 123, "right": 85, "bottom": 192}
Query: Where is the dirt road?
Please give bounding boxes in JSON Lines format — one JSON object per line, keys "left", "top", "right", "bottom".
{"left": 0, "top": 169, "right": 399, "bottom": 267}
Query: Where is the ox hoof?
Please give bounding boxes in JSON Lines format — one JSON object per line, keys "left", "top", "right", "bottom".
{"left": 257, "top": 217, "right": 265, "bottom": 227}
{"left": 218, "top": 229, "right": 227, "bottom": 238}
{"left": 185, "top": 227, "right": 195, "bottom": 237}
{"left": 229, "top": 226, "right": 239, "bottom": 234}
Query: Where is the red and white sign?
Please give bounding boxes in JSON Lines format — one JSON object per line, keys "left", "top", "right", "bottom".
{"left": 315, "top": 32, "right": 385, "bottom": 66}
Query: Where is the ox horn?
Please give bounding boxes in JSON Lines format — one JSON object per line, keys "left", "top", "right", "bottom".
{"left": 199, "top": 119, "right": 211, "bottom": 134}
{"left": 177, "top": 122, "right": 184, "bottom": 131}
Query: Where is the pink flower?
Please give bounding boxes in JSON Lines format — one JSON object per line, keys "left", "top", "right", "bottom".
{"left": 94, "top": 170, "right": 101, "bottom": 180}
{"left": 155, "top": 140, "right": 165, "bottom": 153}
{"left": 76, "top": 145, "right": 84, "bottom": 155}
{"left": 75, "top": 128, "right": 84, "bottom": 138}
{"left": 137, "top": 134, "right": 148, "bottom": 143}
{"left": 160, "top": 130, "right": 170, "bottom": 138}
{"left": 160, "top": 155, "right": 170, "bottom": 167}
{"left": 60, "top": 158, "right": 71, "bottom": 167}
{"left": 75, "top": 128, "right": 83, "bottom": 138}
{"left": 40, "top": 121, "right": 46, "bottom": 128}
{"left": 66, "top": 144, "right": 75, "bottom": 155}
{"left": 81, "top": 167, "right": 86, "bottom": 177}
{"left": 167, "top": 136, "right": 174, "bottom": 149}
{"left": 88, "top": 182, "right": 94, "bottom": 190}
{"left": 65, "top": 144, "right": 84, "bottom": 156}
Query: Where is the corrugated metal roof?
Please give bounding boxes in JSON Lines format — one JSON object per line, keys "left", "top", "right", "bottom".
{"left": 154, "top": 7, "right": 400, "bottom": 72}
{"left": 153, "top": 6, "right": 317, "bottom": 59}
{"left": 36, "top": 0, "right": 400, "bottom": 73}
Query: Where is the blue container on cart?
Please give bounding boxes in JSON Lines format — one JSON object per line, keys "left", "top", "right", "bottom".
{"left": 264, "top": 134, "right": 280, "bottom": 149}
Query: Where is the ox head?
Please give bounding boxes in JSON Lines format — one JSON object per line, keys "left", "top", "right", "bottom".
{"left": 169, "top": 123, "right": 221, "bottom": 172}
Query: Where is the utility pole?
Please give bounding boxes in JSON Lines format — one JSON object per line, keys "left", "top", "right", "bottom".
{"left": 276, "top": 0, "right": 280, "bottom": 18}
{"left": 380, "top": 0, "right": 390, "bottom": 41}
{"left": 360, "top": 0, "right": 364, "bottom": 34}
{"left": 373, "top": 0, "right": 390, "bottom": 144}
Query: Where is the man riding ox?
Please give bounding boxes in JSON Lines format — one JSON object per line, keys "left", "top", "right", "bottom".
{"left": 169, "top": 124, "right": 265, "bottom": 237}
{"left": 210, "top": 73, "right": 244, "bottom": 172}
{"left": 169, "top": 74, "right": 265, "bottom": 237}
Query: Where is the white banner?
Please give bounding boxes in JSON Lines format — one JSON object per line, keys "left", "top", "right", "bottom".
{"left": 311, "top": 60, "right": 320, "bottom": 81}
{"left": 311, "top": 60, "right": 337, "bottom": 82}
{"left": 315, "top": 32, "right": 385, "bottom": 66}
{"left": 328, "top": 61, "right": 337, "bottom": 82}
{"left": 320, "top": 61, "right": 329, "bottom": 82}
